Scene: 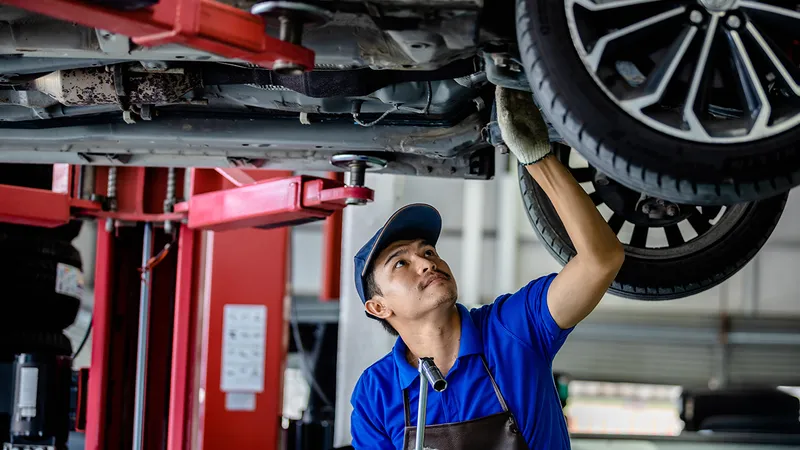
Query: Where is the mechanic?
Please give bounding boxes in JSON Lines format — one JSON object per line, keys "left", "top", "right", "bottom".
{"left": 349, "top": 87, "right": 626, "bottom": 450}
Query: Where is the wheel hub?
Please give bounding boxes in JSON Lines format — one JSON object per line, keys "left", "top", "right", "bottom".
{"left": 698, "top": 0, "right": 739, "bottom": 13}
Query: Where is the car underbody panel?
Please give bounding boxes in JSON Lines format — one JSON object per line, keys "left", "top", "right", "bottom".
{"left": 0, "top": 1, "right": 515, "bottom": 177}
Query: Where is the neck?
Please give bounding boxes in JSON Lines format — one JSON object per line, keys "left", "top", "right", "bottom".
{"left": 399, "top": 306, "right": 461, "bottom": 376}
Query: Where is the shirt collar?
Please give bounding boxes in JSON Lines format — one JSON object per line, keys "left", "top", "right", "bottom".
{"left": 393, "top": 304, "right": 484, "bottom": 389}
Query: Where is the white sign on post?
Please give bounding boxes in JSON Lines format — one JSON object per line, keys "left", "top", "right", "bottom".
{"left": 220, "top": 304, "right": 267, "bottom": 394}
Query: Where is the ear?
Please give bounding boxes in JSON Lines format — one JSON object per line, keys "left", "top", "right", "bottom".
{"left": 365, "top": 297, "right": 391, "bottom": 320}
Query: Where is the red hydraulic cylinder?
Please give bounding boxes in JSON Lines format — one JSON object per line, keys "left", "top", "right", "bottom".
{"left": 321, "top": 172, "right": 344, "bottom": 301}
{"left": 167, "top": 225, "right": 201, "bottom": 450}
{"left": 84, "top": 227, "right": 115, "bottom": 450}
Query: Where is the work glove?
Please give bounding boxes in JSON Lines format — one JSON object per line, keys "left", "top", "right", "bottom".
{"left": 494, "top": 87, "right": 552, "bottom": 165}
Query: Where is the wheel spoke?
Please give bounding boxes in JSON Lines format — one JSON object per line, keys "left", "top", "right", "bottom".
{"left": 590, "top": 191, "right": 604, "bottom": 206}
{"left": 739, "top": 1, "right": 800, "bottom": 22}
{"left": 630, "top": 225, "right": 649, "bottom": 247}
{"left": 571, "top": 167, "right": 594, "bottom": 183}
{"left": 572, "top": 0, "right": 669, "bottom": 12}
{"left": 744, "top": 21, "right": 800, "bottom": 97}
{"left": 682, "top": 14, "right": 718, "bottom": 140}
{"left": 726, "top": 27, "right": 772, "bottom": 137}
{"left": 664, "top": 224, "right": 685, "bottom": 247}
{"left": 607, "top": 214, "right": 625, "bottom": 235}
{"left": 585, "top": 6, "right": 687, "bottom": 73}
{"left": 687, "top": 213, "right": 712, "bottom": 235}
{"left": 698, "top": 205, "right": 723, "bottom": 221}
{"left": 622, "top": 25, "right": 698, "bottom": 110}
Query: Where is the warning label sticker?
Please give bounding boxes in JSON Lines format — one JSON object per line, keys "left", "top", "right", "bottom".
{"left": 55, "top": 263, "right": 85, "bottom": 299}
{"left": 220, "top": 304, "right": 267, "bottom": 393}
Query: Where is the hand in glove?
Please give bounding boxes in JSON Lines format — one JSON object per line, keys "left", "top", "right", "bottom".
{"left": 495, "top": 87, "right": 552, "bottom": 165}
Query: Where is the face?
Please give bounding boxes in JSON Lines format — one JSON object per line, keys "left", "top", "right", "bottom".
{"left": 365, "top": 239, "right": 458, "bottom": 325}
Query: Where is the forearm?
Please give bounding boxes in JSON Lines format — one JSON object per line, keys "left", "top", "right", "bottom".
{"left": 526, "top": 155, "right": 624, "bottom": 266}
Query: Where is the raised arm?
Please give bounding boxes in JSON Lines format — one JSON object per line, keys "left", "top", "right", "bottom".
{"left": 496, "top": 87, "right": 624, "bottom": 330}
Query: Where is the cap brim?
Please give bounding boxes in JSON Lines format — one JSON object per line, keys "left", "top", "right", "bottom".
{"left": 361, "top": 203, "right": 442, "bottom": 277}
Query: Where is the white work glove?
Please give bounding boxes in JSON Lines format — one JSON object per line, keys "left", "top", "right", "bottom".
{"left": 495, "top": 87, "right": 552, "bottom": 165}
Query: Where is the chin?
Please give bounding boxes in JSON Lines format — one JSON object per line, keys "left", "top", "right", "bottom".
{"left": 433, "top": 287, "right": 458, "bottom": 307}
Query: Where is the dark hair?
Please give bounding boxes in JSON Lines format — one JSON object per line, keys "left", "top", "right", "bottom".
{"left": 364, "top": 267, "right": 399, "bottom": 336}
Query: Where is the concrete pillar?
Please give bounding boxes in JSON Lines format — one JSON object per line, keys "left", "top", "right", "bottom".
{"left": 334, "top": 173, "right": 405, "bottom": 447}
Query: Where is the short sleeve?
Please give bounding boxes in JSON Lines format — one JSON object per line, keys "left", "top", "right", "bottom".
{"left": 493, "top": 273, "right": 574, "bottom": 361}
{"left": 350, "top": 375, "right": 395, "bottom": 450}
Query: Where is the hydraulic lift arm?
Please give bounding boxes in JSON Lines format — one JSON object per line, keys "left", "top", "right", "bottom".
{"left": 0, "top": 0, "right": 316, "bottom": 72}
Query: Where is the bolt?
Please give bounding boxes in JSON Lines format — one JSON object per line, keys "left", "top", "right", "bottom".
{"left": 347, "top": 160, "right": 367, "bottom": 187}
{"left": 656, "top": 199, "right": 665, "bottom": 206}
{"left": 106, "top": 167, "right": 117, "bottom": 232}
{"left": 689, "top": 10, "right": 704, "bottom": 24}
{"left": 726, "top": 14, "right": 741, "bottom": 29}
{"left": 595, "top": 174, "right": 609, "bottom": 186}
{"left": 164, "top": 167, "right": 176, "bottom": 234}
{"left": 642, "top": 204, "right": 651, "bottom": 214}
{"left": 666, "top": 205, "right": 679, "bottom": 217}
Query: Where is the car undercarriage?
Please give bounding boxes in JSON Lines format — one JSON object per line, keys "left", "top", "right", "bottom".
{"left": 0, "top": 0, "right": 799, "bottom": 301}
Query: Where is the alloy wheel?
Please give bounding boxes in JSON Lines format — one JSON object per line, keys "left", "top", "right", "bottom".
{"left": 564, "top": 0, "right": 800, "bottom": 143}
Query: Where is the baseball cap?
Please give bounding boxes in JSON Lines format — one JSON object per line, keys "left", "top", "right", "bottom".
{"left": 354, "top": 203, "right": 442, "bottom": 309}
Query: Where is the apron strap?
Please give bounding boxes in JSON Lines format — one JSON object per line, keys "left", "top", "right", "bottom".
{"left": 480, "top": 355, "right": 510, "bottom": 413}
{"left": 403, "top": 388, "right": 411, "bottom": 427}
{"left": 401, "top": 355, "right": 514, "bottom": 427}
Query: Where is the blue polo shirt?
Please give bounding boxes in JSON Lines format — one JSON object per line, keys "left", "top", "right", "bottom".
{"left": 350, "top": 273, "right": 573, "bottom": 450}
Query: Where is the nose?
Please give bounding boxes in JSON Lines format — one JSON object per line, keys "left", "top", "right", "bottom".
{"left": 414, "top": 255, "right": 436, "bottom": 274}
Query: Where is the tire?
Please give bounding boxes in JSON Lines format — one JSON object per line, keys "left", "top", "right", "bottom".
{"left": 680, "top": 388, "right": 800, "bottom": 432}
{"left": 514, "top": 0, "right": 800, "bottom": 205}
{"left": 0, "top": 330, "right": 73, "bottom": 360}
{"left": 0, "top": 239, "right": 83, "bottom": 331}
{"left": 0, "top": 221, "right": 84, "bottom": 243}
{"left": 520, "top": 145, "right": 788, "bottom": 300}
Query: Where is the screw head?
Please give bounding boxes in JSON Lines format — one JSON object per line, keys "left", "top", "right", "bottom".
{"left": 689, "top": 10, "right": 704, "bottom": 24}
{"left": 642, "top": 204, "right": 651, "bottom": 214}
{"left": 726, "top": 14, "right": 742, "bottom": 29}
{"left": 666, "top": 205, "right": 679, "bottom": 217}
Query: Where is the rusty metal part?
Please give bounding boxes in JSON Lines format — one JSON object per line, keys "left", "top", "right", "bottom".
{"left": 31, "top": 67, "right": 119, "bottom": 106}
{"left": 126, "top": 71, "right": 202, "bottom": 104}
{"left": 26, "top": 67, "right": 202, "bottom": 106}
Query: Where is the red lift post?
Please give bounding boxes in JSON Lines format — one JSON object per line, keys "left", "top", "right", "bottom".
{"left": 0, "top": 166, "right": 372, "bottom": 450}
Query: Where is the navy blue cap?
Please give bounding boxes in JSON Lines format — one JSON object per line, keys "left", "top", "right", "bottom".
{"left": 354, "top": 203, "right": 442, "bottom": 308}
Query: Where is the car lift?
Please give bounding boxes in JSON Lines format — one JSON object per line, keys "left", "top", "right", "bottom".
{"left": 0, "top": 0, "right": 316, "bottom": 73}
{"left": 0, "top": 165, "right": 372, "bottom": 450}
{"left": 0, "top": 2, "right": 361, "bottom": 449}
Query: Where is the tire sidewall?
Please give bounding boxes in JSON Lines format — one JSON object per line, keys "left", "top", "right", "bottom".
{"left": 519, "top": 161, "right": 788, "bottom": 300}
{"left": 516, "top": 0, "right": 800, "bottom": 196}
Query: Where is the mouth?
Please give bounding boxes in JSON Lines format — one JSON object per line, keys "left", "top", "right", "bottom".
{"left": 422, "top": 273, "right": 449, "bottom": 290}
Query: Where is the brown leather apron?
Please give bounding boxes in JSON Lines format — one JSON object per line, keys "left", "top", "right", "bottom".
{"left": 401, "top": 356, "right": 528, "bottom": 450}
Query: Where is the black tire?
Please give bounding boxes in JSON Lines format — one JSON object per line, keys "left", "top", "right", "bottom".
{"left": 0, "top": 239, "right": 83, "bottom": 331}
{"left": 0, "top": 221, "right": 84, "bottom": 243}
{"left": 520, "top": 155, "right": 788, "bottom": 300}
{"left": 0, "top": 330, "right": 73, "bottom": 360}
{"left": 515, "top": 0, "right": 800, "bottom": 205}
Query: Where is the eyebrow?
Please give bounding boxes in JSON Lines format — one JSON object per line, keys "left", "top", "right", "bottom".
{"left": 383, "top": 247, "right": 410, "bottom": 268}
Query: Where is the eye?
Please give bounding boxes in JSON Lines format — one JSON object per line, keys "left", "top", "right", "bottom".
{"left": 394, "top": 259, "right": 407, "bottom": 269}
{"left": 424, "top": 249, "right": 436, "bottom": 257}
